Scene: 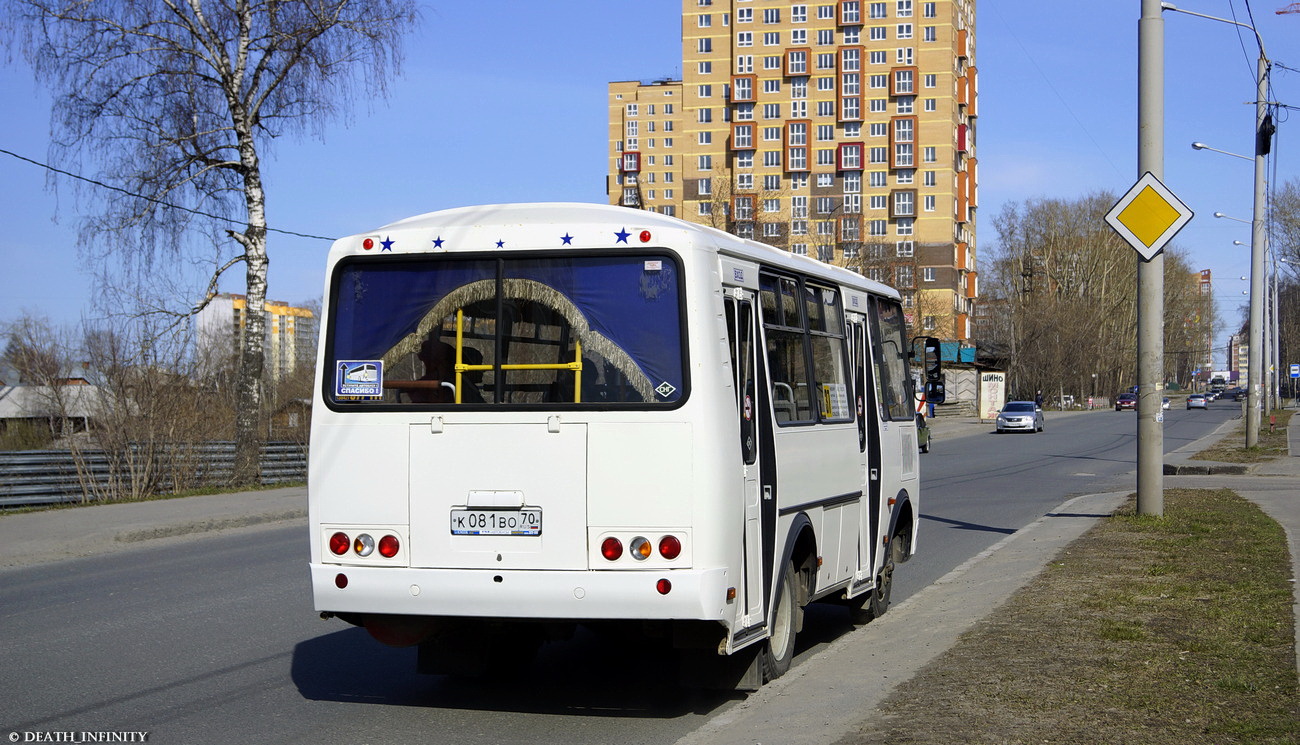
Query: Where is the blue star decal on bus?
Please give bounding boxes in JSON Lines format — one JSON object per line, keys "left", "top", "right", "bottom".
{"left": 381, "top": 237, "right": 394, "bottom": 251}
{"left": 496, "top": 240, "right": 505, "bottom": 248}
{"left": 614, "top": 228, "right": 630, "bottom": 243}
{"left": 561, "top": 233, "right": 573, "bottom": 245}
{"left": 432, "top": 236, "right": 445, "bottom": 248}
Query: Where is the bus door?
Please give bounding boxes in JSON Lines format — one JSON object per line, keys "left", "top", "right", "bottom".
{"left": 847, "top": 313, "right": 882, "bottom": 584}
{"left": 725, "top": 290, "right": 768, "bottom": 629}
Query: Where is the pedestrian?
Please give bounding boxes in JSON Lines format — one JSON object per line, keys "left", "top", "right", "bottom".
{"left": 1035, "top": 390, "right": 1043, "bottom": 408}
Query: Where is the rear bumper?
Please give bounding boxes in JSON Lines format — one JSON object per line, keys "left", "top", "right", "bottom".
{"left": 311, "top": 563, "right": 733, "bottom": 622}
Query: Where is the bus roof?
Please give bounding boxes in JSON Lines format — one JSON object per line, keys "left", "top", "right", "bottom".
{"left": 333, "top": 202, "right": 900, "bottom": 300}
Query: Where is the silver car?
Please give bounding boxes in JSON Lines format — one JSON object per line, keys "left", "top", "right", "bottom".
{"left": 995, "top": 401, "right": 1044, "bottom": 433}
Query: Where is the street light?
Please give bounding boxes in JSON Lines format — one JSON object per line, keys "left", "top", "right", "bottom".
{"left": 1169, "top": 2, "right": 1272, "bottom": 446}
{"left": 1192, "top": 142, "right": 1252, "bottom": 161}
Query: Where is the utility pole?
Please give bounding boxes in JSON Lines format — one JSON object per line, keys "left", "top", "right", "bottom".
{"left": 1136, "top": 0, "right": 1165, "bottom": 516}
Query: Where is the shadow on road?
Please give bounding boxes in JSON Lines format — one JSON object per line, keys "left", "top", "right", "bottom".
{"left": 291, "top": 624, "right": 742, "bottom": 717}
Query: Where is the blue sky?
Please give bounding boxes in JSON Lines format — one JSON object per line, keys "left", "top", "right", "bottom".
{"left": 1, "top": 0, "right": 1296, "bottom": 369}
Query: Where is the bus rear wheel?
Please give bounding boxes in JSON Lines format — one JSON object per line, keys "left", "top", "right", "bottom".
{"left": 761, "top": 564, "right": 800, "bottom": 682}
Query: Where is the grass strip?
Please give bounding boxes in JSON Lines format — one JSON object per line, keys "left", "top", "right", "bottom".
{"left": 842, "top": 489, "right": 1299, "bottom": 745}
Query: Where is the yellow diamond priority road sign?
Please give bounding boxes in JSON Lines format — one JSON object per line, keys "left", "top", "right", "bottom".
{"left": 1105, "top": 172, "right": 1194, "bottom": 261}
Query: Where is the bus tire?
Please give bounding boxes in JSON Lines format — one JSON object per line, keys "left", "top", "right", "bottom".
{"left": 869, "top": 560, "right": 893, "bottom": 618}
{"left": 762, "top": 565, "right": 799, "bottom": 682}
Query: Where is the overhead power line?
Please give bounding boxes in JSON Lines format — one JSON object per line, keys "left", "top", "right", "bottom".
{"left": 0, "top": 146, "right": 335, "bottom": 242}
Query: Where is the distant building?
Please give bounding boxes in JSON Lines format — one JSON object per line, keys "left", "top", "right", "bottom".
{"left": 608, "top": 0, "right": 978, "bottom": 351}
{"left": 195, "top": 293, "right": 317, "bottom": 381}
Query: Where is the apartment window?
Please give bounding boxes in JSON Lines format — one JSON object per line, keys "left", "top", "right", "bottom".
{"left": 870, "top": 50, "right": 887, "bottom": 64}
{"left": 869, "top": 74, "right": 887, "bottom": 89}
{"left": 870, "top": 26, "right": 887, "bottom": 41}
{"left": 737, "top": 152, "right": 754, "bottom": 168}
{"left": 896, "top": 23, "right": 913, "bottom": 39}
{"left": 793, "top": 4, "right": 808, "bottom": 22}
{"left": 664, "top": 104, "right": 674, "bottom": 114}
{"left": 698, "top": 85, "right": 713, "bottom": 97}
{"left": 842, "top": 194, "right": 862, "bottom": 214}
{"left": 896, "top": 217, "right": 914, "bottom": 235}
{"left": 923, "top": 194, "right": 936, "bottom": 211}
{"left": 817, "top": 196, "right": 836, "bottom": 214}
{"left": 892, "top": 69, "right": 914, "bottom": 95}
{"left": 817, "top": 173, "right": 834, "bottom": 187}
{"left": 892, "top": 190, "right": 915, "bottom": 216}
{"left": 699, "top": 14, "right": 712, "bottom": 27}
{"left": 763, "top": 32, "right": 780, "bottom": 46}
{"left": 698, "top": 178, "right": 712, "bottom": 195}
{"left": 626, "top": 120, "right": 639, "bottom": 137}
{"left": 840, "top": 1, "right": 861, "bottom": 24}
{"left": 896, "top": 265, "right": 913, "bottom": 287}
{"left": 838, "top": 143, "right": 863, "bottom": 170}
{"left": 626, "top": 104, "right": 638, "bottom": 116}
{"left": 763, "top": 103, "right": 781, "bottom": 119}
{"left": 733, "top": 123, "right": 755, "bottom": 149}
{"left": 737, "top": 55, "right": 754, "bottom": 73}
{"left": 698, "top": 108, "right": 713, "bottom": 123}
{"left": 764, "top": 174, "right": 782, "bottom": 190}
{"left": 738, "top": 7, "right": 753, "bottom": 22}
{"left": 763, "top": 150, "right": 782, "bottom": 168}
{"left": 763, "top": 223, "right": 781, "bottom": 238}
{"left": 840, "top": 47, "right": 861, "bottom": 72}
{"left": 841, "top": 97, "right": 861, "bottom": 120}
{"left": 925, "top": 98, "right": 936, "bottom": 111}
{"left": 870, "top": 219, "right": 887, "bottom": 236}
{"left": 699, "top": 61, "right": 714, "bottom": 74}
{"left": 792, "top": 195, "right": 809, "bottom": 218}
{"left": 869, "top": 146, "right": 888, "bottom": 164}
{"left": 790, "top": 100, "right": 808, "bottom": 118}
{"left": 737, "top": 173, "right": 754, "bottom": 190}
{"left": 734, "top": 196, "right": 754, "bottom": 220}
{"left": 698, "top": 155, "right": 713, "bottom": 171}
{"left": 818, "top": 5, "right": 835, "bottom": 19}
{"left": 844, "top": 172, "right": 862, "bottom": 193}
{"left": 870, "top": 194, "right": 887, "bottom": 210}
{"left": 699, "top": 38, "right": 713, "bottom": 52}
{"left": 788, "top": 147, "right": 808, "bottom": 170}
{"left": 869, "top": 2, "right": 887, "bottom": 19}
{"left": 897, "top": 96, "right": 914, "bottom": 113}
{"left": 764, "top": 7, "right": 781, "bottom": 22}
{"left": 699, "top": 202, "right": 713, "bottom": 216}
{"left": 870, "top": 171, "right": 888, "bottom": 187}
{"left": 842, "top": 27, "right": 859, "bottom": 44}
{"left": 897, "top": 0, "right": 913, "bottom": 17}
{"left": 923, "top": 146, "right": 936, "bottom": 162}
{"left": 763, "top": 198, "right": 781, "bottom": 213}
{"left": 817, "top": 148, "right": 835, "bottom": 166}
{"left": 736, "top": 103, "right": 755, "bottom": 120}
{"left": 923, "top": 315, "right": 936, "bottom": 332}
{"left": 792, "top": 28, "right": 807, "bottom": 45}
{"left": 699, "top": 131, "right": 712, "bottom": 145}
{"left": 792, "top": 243, "right": 809, "bottom": 255}
{"left": 787, "top": 49, "right": 809, "bottom": 75}
{"left": 737, "top": 31, "right": 753, "bottom": 46}
{"left": 923, "top": 170, "right": 936, "bottom": 186}
{"left": 924, "top": 73, "right": 937, "bottom": 88}
{"left": 924, "top": 2, "right": 936, "bottom": 17}
{"left": 763, "top": 126, "right": 782, "bottom": 141}
{"left": 924, "top": 26, "right": 937, "bottom": 42}
{"left": 818, "top": 245, "right": 835, "bottom": 262}
{"left": 897, "top": 47, "right": 913, "bottom": 65}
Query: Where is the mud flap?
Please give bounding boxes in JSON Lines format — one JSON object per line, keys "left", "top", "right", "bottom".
{"left": 678, "top": 645, "right": 763, "bottom": 692}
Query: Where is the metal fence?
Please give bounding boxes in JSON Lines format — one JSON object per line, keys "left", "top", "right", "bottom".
{"left": 0, "top": 442, "right": 307, "bottom": 507}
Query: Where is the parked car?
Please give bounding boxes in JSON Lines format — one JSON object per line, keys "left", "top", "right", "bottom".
{"left": 1115, "top": 393, "right": 1138, "bottom": 411}
{"left": 916, "top": 412, "right": 932, "bottom": 453}
{"left": 995, "top": 401, "right": 1044, "bottom": 433}
{"left": 1187, "top": 393, "right": 1208, "bottom": 410}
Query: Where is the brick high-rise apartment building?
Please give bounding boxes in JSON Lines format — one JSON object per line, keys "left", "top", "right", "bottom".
{"left": 609, "top": 0, "right": 977, "bottom": 349}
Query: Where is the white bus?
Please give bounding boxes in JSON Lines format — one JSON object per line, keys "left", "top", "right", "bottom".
{"left": 309, "top": 203, "right": 942, "bottom": 688}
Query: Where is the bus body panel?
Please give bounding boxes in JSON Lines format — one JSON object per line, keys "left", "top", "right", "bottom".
{"left": 308, "top": 203, "right": 922, "bottom": 676}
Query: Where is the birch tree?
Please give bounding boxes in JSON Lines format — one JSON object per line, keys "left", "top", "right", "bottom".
{"left": 5, "top": 0, "right": 418, "bottom": 483}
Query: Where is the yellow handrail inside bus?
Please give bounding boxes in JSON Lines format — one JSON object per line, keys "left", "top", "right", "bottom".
{"left": 453, "top": 310, "right": 584, "bottom": 403}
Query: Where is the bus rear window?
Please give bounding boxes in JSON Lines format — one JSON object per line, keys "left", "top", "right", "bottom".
{"left": 325, "top": 254, "right": 686, "bottom": 408}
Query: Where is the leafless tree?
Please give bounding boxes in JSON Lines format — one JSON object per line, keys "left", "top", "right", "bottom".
{"left": 985, "top": 192, "right": 1212, "bottom": 401}
{"left": 5, "top": 0, "right": 417, "bottom": 484}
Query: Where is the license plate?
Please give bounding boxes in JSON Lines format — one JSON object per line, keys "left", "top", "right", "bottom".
{"left": 450, "top": 508, "right": 542, "bottom": 536}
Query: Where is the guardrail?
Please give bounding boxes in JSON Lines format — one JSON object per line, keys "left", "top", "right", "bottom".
{"left": 0, "top": 442, "right": 307, "bottom": 507}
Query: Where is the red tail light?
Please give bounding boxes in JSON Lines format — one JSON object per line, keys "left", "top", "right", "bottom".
{"left": 378, "top": 534, "right": 400, "bottom": 558}
{"left": 329, "top": 532, "right": 350, "bottom": 555}
{"left": 656, "top": 579, "right": 672, "bottom": 595}
{"left": 601, "top": 537, "right": 623, "bottom": 560}
{"left": 659, "top": 535, "right": 682, "bottom": 560}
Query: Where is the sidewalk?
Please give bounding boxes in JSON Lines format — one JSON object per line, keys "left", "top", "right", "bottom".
{"left": 0, "top": 485, "right": 306, "bottom": 569}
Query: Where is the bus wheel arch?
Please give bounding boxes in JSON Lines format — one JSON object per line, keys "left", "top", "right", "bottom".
{"left": 887, "top": 491, "right": 915, "bottom": 564}
{"left": 763, "top": 517, "right": 816, "bottom": 682}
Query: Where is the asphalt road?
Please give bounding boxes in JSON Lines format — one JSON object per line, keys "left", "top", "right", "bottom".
{"left": 0, "top": 404, "right": 1238, "bottom": 744}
